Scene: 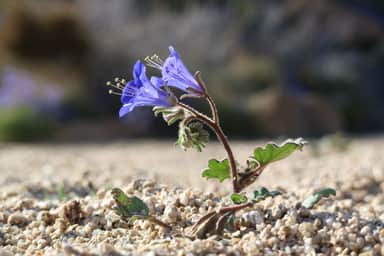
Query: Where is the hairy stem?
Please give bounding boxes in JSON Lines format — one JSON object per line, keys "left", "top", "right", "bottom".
{"left": 177, "top": 102, "right": 239, "bottom": 193}
{"left": 205, "top": 94, "right": 219, "bottom": 123}
{"left": 213, "top": 124, "right": 239, "bottom": 192}
{"left": 194, "top": 71, "right": 219, "bottom": 123}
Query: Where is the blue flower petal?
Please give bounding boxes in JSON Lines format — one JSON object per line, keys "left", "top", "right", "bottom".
{"left": 150, "top": 76, "right": 165, "bottom": 89}
{"left": 160, "top": 47, "right": 202, "bottom": 93}
{"left": 168, "top": 46, "right": 181, "bottom": 59}
{"left": 121, "top": 80, "right": 137, "bottom": 104}
{"left": 117, "top": 59, "right": 172, "bottom": 116}
{"left": 119, "top": 103, "right": 134, "bottom": 117}
{"left": 132, "top": 60, "right": 144, "bottom": 84}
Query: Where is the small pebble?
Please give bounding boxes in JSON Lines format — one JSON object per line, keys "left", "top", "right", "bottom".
{"left": 7, "top": 213, "right": 29, "bottom": 227}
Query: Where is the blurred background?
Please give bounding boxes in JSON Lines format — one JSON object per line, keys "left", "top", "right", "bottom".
{"left": 0, "top": 0, "right": 383, "bottom": 142}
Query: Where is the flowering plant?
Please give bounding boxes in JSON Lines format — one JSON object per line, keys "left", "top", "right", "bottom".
{"left": 107, "top": 46, "right": 308, "bottom": 237}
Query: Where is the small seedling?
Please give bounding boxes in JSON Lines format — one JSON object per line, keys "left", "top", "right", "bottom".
{"left": 57, "top": 183, "right": 67, "bottom": 201}
{"left": 253, "top": 187, "right": 281, "bottom": 202}
{"left": 107, "top": 46, "right": 307, "bottom": 237}
{"left": 302, "top": 188, "right": 336, "bottom": 209}
{"left": 111, "top": 188, "right": 170, "bottom": 229}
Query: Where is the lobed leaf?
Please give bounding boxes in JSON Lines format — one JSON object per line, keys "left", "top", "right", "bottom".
{"left": 252, "top": 138, "right": 306, "bottom": 166}
{"left": 111, "top": 188, "right": 149, "bottom": 218}
{"left": 302, "top": 188, "right": 336, "bottom": 209}
{"left": 230, "top": 193, "right": 248, "bottom": 204}
{"left": 201, "top": 159, "right": 230, "bottom": 182}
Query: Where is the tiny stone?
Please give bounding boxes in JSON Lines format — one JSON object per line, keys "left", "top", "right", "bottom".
{"left": 299, "top": 222, "right": 316, "bottom": 237}
{"left": 37, "top": 211, "right": 56, "bottom": 226}
{"left": 358, "top": 251, "right": 374, "bottom": 256}
{"left": 241, "top": 210, "right": 264, "bottom": 226}
{"left": 163, "top": 205, "right": 179, "bottom": 223}
{"left": 179, "top": 191, "right": 190, "bottom": 206}
{"left": 360, "top": 226, "right": 370, "bottom": 236}
{"left": 0, "top": 249, "right": 13, "bottom": 256}
{"left": 96, "top": 188, "right": 107, "bottom": 199}
{"left": 298, "top": 208, "right": 311, "bottom": 218}
{"left": 8, "top": 213, "right": 29, "bottom": 227}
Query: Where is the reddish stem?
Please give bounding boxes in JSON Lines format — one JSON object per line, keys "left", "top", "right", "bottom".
{"left": 205, "top": 93, "right": 219, "bottom": 123}
{"left": 177, "top": 102, "right": 239, "bottom": 193}
{"left": 218, "top": 201, "right": 254, "bottom": 214}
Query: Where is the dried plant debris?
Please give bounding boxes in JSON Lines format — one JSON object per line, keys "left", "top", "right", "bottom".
{"left": 63, "top": 200, "right": 84, "bottom": 224}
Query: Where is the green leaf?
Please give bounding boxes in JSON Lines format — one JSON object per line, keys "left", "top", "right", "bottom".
{"left": 201, "top": 159, "right": 230, "bottom": 182}
{"left": 153, "top": 106, "right": 185, "bottom": 125}
{"left": 176, "top": 122, "right": 209, "bottom": 152}
{"left": 252, "top": 138, "right": 306, "bottom": 166}
{"left": 230, "top": 193, "right": 248, "bottom": 204}
{"left": 302, "top": 188, "right": 336, "bottom": 209}
{"left": 253, "top": 187, "right": 281, "bottom": 202}
{"left": 111, "top": 188, "right": 149, "bottom": 218}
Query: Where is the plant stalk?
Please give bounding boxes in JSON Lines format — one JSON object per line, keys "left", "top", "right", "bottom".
{"left": 177, "top": 102, "right": 239, "bottom": 193}
{"left": 205, "top": 94, "right": 219, "bottom": 123}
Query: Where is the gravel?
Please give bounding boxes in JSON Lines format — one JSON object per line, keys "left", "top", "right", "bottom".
{"left": 0, "top": 137, "right": 383, "bottom": 255}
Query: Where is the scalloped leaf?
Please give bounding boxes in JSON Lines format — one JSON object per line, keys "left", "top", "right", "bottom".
{"left": 252, "top": 138, "right": 306, "bottom": 166}
{"left": 253, "top": 187, "right": 281, "bottom": 202}
{"left": 302, "top": 188, "right": 336, "bottom": 209}
{"left": 111, "top": 188, "right": 149, "bottom": 218}
{"left": 202, "top": 159, "right": 230, "bottom": 182}
{"left": 230, "top": 193, "right": 248, "bottom": 204}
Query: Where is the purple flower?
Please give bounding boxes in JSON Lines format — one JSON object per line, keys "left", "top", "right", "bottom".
{"left": 0, "top": 67, "right": 64, "bottom": 114}
{"left": 146, "top": 46, "right": 204, "bottom": 94}
{"left": 0, "top": 68, "right": 34, "bottom": 108}
{"left": 109, "top": 60, "right": 173, "bottom": 118}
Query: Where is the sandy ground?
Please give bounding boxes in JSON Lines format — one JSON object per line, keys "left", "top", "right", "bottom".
{"left": 0, "top": 137, "right": 383, "bottom": 255}
{"left": 1, "top": 137, "right": 382, "bottom": 191}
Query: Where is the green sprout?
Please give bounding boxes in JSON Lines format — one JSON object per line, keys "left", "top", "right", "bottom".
{"left": 57, "top": 184, "right": 67, "bottom": 201}
{"left": 302, "top": 188, "right": 336, "bottom": 209}
{"left": 111, "top": 188, "right": 170, "bottom": 229}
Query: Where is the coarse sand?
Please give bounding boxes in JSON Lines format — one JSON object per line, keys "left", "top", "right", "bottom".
{"left": 0, "top": 137, "right": 383, "bottom": 255}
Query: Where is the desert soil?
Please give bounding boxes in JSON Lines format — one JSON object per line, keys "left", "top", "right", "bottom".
{"left": 0, "top": 137, "right": 383, "bottom": 255}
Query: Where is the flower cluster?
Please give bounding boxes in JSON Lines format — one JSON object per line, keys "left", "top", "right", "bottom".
{"left": 107, "top": 46, "right": 204, "bottom": 118}
{"left": 107, "top": 46, "right": 306, "bottom": 191}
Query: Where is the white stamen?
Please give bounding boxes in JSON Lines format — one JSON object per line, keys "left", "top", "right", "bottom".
{"left": 109, "top": 89, "right": 136, "bottom": 97}
{"left": 145, "top": 54, "right": 164, "bottom": 70}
